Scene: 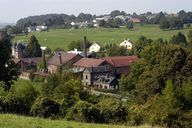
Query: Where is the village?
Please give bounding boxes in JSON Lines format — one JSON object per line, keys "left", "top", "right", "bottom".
{"left": 11, "top": 32, "right": 138, "bottom": 92}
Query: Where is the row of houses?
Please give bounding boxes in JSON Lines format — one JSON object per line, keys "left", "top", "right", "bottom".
{"left": 12, "top": 37, "right": 136, "bottom": 90}
{"left": 12, "top": 39, "right": 133, "bottom": 59}
{"left": 28, "top": 25, "right": 48, "bottom": 33}
{"left": 71, "top": 16, "right": 141, "bottom": 29}
{"left": 16, "top": 51, "right": 138, "bottom": 90}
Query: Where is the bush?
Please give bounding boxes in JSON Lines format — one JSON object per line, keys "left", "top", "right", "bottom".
{"left": 30, "top": 97, "right": 60, "bottom": 118}
{"left": 65, "top": 100, "right": 102, "bottom": 123}
{"left": 3, "top": 94, "right": 30, "bottom": 114}
{"left": 97, "top": 97, "right": 128, "bottom": 123}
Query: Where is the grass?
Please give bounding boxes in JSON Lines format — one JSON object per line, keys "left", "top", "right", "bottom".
{"left": 13, "top": 24, "right": 192, "bottom": 50}
{"left": 0, "top": 114, "right": 161, "bottom": 128}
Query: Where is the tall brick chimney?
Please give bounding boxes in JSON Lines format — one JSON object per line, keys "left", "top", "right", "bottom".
{"left": 84, "top": 36, "right": 87, "bottom": 58}
{"left": 58, "top": 52, "right": 62, "bottom": 65}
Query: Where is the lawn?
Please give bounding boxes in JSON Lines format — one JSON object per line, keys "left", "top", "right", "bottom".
{"left": 13, "top": 24, "right": 192, "bottom": 50}
{"left": 0, "top": 114, "right": 161, "bottom": 128}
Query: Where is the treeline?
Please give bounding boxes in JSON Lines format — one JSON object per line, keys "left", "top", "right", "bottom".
{"left": 14, "top": 10, "right": 192, "bottom": 30}
{"left": 0, "top": 74, "right": 128, "bottom": 124}
{"left": 119, "top": 30, "right": 192, "bottom": 127}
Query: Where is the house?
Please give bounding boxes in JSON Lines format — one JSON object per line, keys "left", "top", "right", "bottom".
{"left": 19, "top": 57, "right": 42, "bottom": 77}
{"left": 12, "top": 42, "right": 27, "bottom": 59}
{"left": 36, "top": 25, "right": 48, "bottom": 32}
{"left": 28, "top": 26, "right": 36, "bottom": 33}
{"left": 93, "top": 75, "right": 119, "bottom": 90}
{"left": 89, "top": 42, "right": 101, "bottom": 52}
{"left": 47, "top": 52, "right": 82, "bottom": 73}
{"left": 119, "top": 39, "right": 133, "bottom": 50}
{"left": 73, "top": 58, "right": 116, "bottom": 88}
{"left": 128, "top": 18, "right": 141, "bottom": 23}
{"left": 82, "top": 65, "right": 114, "bottom": 87}
{"left": 67, "top": 49, "right": 96, "bottom": 58}
{"left": 102, "top": 55, "right": 139, "bottom": 77}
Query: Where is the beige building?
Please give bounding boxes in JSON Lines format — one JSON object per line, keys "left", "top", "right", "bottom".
{"left": 119, "top": 39, "right": 133, "bottom": 50}
{"left": 89, "top": 42, "right": 101, "bottom": 52}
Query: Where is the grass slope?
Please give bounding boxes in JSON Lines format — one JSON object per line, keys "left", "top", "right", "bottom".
{"left": 14, "top": 24, "right": 192, "bottom": 50}
{"left": 0, "top": 114, "right": 159, "bottom": 128}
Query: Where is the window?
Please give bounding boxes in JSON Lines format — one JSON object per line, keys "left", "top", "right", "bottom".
{"left": 85, "top": 75, "right": 88, "bottom": 79}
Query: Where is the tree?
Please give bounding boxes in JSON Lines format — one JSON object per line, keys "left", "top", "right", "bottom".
{"left": 159, "top": 19, "right": 170, "bottom": 30}
{"left": 0, "top": 33, "right": 19, "bottom": 90}
{"left": 24, "top": 35, "right": 42, "bottom": 57}
{"left": 127, "top": 22, "right": 134, "bottom": 30}
{"left": 170, "top": 32, "right": 187, "bottom": 46}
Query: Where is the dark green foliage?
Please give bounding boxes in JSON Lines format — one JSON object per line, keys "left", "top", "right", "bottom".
{"left": 126, "top": 22, "right": 134, "bottom": 30}
{"left": 67, "top": 40, "right": 92, "bottom": 51}
{"left": 0, "top": 36, "right": 19, "bottom": 90}
{"left": 65, "top": 101, "right": 101, "bottom": 123}
{"left": 24, "top": 35, "right": 42, "bottom": 57}
{"left": 0, "top": 94, "right": 30, "bottom": 114}
{"left": 97, "top": 97, "right": 128, "bottom": 123}
{"left": 159, "top": 18, "right": 170, "bottom": 30}
{"left": 30, "top": 97, "right": 60, "bottom": 118}
{"left": 106, "top": 44, "right": 128, "bottom": 57}
{"left": 170, "top": 32, "right": 187, "bottom": 46}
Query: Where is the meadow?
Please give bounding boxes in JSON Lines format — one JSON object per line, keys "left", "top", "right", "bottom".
{"left": 13, "top": 24, "right": 192, "bottom": 50}
{"left": 0, "top": 114, "right": 162, "bottom": 128}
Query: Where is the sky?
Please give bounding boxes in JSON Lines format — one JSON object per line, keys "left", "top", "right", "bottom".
{"left": 0, "top": 0, "right": 191, "bottom": 23}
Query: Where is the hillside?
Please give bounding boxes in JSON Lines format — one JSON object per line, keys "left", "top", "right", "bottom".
{"left": 0, "top": 114, "right": 160, "bottom": 128}
{"left": 13, "top": 24, "right": 192, "bottom": 50}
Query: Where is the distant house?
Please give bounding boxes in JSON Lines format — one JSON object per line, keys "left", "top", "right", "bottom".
{"left": 129, "top": 18, "right": 141, "bottom": 23}
{"left": 67, "top": 49, "right": 96, "bottom": 58}
{"left": 89, "top": 42, "right": 101, "bottom": 53}
{"left": 28, "top": 26, "right": 36, "bottom": 33}
{"left": 119, "top": 39, "right": 133, "bottom": 50}
{"left": 94, "top": 75, "right": 119, "bottom": 90}
{"left": 36, "top": 25, "right": 48, "bottom": 32}
{"left": 12, "top": 42, "right": 27, "bottom": 59}
{"left": 102, "top": 55, "right": 139, "bottom": 77}
{"left": 28, "top": 25, "right": 48, "bottom": 33}
{"left": 73, "top": 58, "right": 116, "bottom": 88}
{"left": 20, "top": 57, "right": 42, "bottom": 72}
{"left": 47, "top": 52, "right": 82, "bottom": 73}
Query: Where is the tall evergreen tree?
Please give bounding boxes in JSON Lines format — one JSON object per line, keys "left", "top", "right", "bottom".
{"left": 24, "top": 35, "right": 42, "bottom": 57}
{"left": 0, "top": 32, "right": 19, "bottom": 90}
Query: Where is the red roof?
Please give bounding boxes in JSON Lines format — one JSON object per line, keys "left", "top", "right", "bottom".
{"left": 48, "top": 52, "right": 81, "bottom": 66}
{"left": 102, "top": 55, "right": 139, "bottom": 67}
{"left": 74, "top": 58, "right": 106, "bottom": 68}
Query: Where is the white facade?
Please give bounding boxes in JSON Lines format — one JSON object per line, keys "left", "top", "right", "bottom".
{"left": 89, "top": 43, "right": 101, "bottom": 52}
{"left": 119, "top": 39, "right": 133, "bottom": 50}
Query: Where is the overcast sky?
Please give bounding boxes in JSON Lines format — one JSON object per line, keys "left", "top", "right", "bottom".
{"left": 0, "top": 0, "right": 191, "bottom": 23}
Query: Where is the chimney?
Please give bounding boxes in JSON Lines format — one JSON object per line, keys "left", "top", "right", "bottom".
{"left": 84, "top": 36, "right": 87, "bottom": 58}
{"left": 58, "top": 52, "right": 62, "bottom": 65}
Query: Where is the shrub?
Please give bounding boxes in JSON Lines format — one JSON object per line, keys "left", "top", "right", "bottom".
{"left": 65, "top": 100, "right": 101, "bottom": 123}
{"left": 97, "top": 97, "right": 128, "bottom": 123}
{"left": 30, "top": 97, "right": 60, "bottom": 118}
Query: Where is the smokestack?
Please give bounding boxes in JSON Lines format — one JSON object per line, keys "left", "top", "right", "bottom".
{"left": 58, "top": 52, "right": 62, "bottom": 65}
{"left": 84, "top": 36, "right": 87, "bottom": 58}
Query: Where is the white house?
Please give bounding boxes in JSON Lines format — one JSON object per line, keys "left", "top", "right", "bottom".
{"left": 119, "top": 39, "right": 133, "bottom": 50}
{"left": 36, "top": 25, "right": 48, "bottom": 32}
{"left": 89, "top": 43, "right": 101, "bottom": 52}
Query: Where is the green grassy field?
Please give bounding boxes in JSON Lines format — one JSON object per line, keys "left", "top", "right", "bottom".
{"left": 13, "top": 24, "right": 192, "bottom": 50}
{"left": 0, "top": 114, "right": 162, "bottom": 128}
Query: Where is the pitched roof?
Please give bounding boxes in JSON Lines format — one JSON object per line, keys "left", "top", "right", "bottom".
{"left": 47, "top": 52, "right": 81, "bottom": 66}
{"left": 21, "top": 57, "right": 42, "bottom": 64}
{"left": 102, "top": 55, "right": 139, "bottom": 67}
{"left": 74, "top": 58, "right": 106, "bottom": 68}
